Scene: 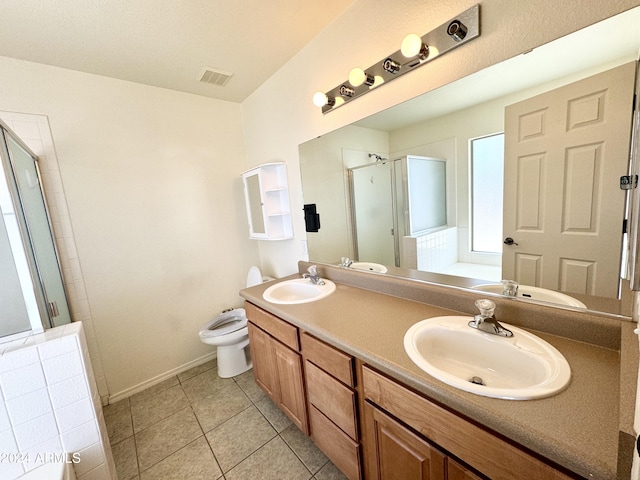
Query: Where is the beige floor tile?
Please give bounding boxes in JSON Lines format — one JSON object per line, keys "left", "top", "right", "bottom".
{"left": 130, "top": 376, "right": 180, "bottom": 404}
{"left": 314, "top": 461, "right": 348, "bottom": 480}
{"left": 181, "top": 369, "right": 234, "bottom": 403}
{"left": 103, "top": 398, "right": 133, "bottom": 444}
{"left": 111, "top": 436, "right": 138, "bottom": 480}
{"left": 135, "top": 407, "right": 203, "bottom": 471}
{"left": 139, "top": 436, "right": 222, "bottom": 480}
{"left": 131, "top": 384, "right": 190, "bottom": 432}
{"left": 225, "top": 436, "right": 312, "bottom": 480}
{"left": 205, "top": 405, "right": 277, "bottom": 472}
{"left": 177, "top": 359, "right": 217, "bottom": 383}
{"left": 233, "top": 369, "right": 266, "bottom": 403}
{"left": 191, "top": 383, "right": 252, "bottom": 433}
{"left": 281, "top": 424, "right": 328, "bottom": 474}
{"left": 256, "top": 396, "right": 293, "bottom": 432}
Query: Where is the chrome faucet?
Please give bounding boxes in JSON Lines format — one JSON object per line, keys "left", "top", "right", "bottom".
{"left": 302, "top": 265, "right": 325, "bottom": 285}
{"left": 501, "top": 279, "right": 519, "bottom": 297}
{"left": 340, "top": 257, "right": 353, "bottom": 267}
{"left": 468, "top": 299, "right": 513, "bottom": 337}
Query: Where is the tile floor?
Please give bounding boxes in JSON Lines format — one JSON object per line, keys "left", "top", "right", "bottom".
{"left": 103, "top": 359, "right": 347, "bottom": 479}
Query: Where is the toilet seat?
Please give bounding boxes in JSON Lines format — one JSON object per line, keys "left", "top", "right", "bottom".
{"left": 199, "top": 308, "right": 248, "bottom": 339}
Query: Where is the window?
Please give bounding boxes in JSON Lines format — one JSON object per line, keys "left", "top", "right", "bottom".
{"left": 470, "top": 133, "right": 504, "bottom": 253}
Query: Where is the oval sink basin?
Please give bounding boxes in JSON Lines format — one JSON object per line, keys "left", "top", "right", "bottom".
{"left": 350, "top": 262, "right": 388, "bottom": 273}
{"left": 472, "top": 284, "right": 586, "bottom": 308}
{"left": 263, "top": 278, "right": 336, "bottom": 304}
{"left": 403, "top": 316, "right": 571, "bottom": 400}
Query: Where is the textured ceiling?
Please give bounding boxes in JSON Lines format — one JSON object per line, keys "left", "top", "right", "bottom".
{"left": 0, "top": 0, "right": 356, "bottom": 102}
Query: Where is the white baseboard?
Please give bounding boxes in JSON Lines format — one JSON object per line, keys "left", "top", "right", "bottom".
{"left": 107, "top": 351, "right": 217, "bottom": 404}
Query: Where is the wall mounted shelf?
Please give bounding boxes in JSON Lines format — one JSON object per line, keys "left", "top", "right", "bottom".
{"left": 242, "top": 163, "right": 293, "bottom": 240}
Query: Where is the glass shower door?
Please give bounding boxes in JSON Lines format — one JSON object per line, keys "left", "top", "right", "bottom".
{"left": 1, "top": 127, "right": 71, "bottom": 330}
{"left": 349, "top": 162, "right": 396, "bottom": 266}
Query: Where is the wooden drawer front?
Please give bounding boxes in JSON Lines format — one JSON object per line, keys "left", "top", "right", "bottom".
{"left": 245, "top": 302, "right": 299, "bottom": 350}
{"left": 306, "top": 361, "right": 358, "bottom": 440}
{"left": 309, "top": 405, "right": 361, "bottom": 480}
{"left": 301, "top": 332, "right": 355, "bottom": 387}
{"left": 362, "top": 366, "right": 572, "bottom": 480}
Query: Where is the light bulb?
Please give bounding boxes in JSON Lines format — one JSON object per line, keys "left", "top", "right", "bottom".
{"left": 313, "top": 91, "right": 328, "bottom": 107}
{"left": 401, "top": 33, "right": 429, "bottom": 60}
{"left": 349, "top": 68, "right": 365, "bottom": 87}
{"left": 371, "top": 76, "right": 384, "bottom": 88}
{"left": 401, "top": 34, "right": 422, "bottom": 57}
{"left": 349, "top": 68, "right": 375, "bottom": 87}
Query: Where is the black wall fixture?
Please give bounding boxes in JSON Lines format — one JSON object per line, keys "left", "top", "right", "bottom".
{"left": 303, "top": 204, "right": 321, "bottom": 232}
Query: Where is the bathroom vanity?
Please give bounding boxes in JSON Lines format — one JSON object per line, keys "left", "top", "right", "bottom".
{"left": 240, "top": 263, "right": 636, "bottom": 480}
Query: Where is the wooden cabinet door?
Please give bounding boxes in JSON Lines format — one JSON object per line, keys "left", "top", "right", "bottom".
{"left": 447, "top": 458, "right": 483, "bottom": 480}
{"left": 366, "top": 402, "right": 446, "bottom": 480}
{"left": 247, "top": 322, "right": 280, "bottom": 400}
{"left": 273, "top": 339, "right": 309, "bottom": 434}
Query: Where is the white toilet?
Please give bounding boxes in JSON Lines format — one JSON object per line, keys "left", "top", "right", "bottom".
{"left": 198, "top": 266, "right": 264, "bottom": 378}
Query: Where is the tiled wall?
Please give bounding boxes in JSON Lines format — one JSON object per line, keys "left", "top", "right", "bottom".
{"left": 0, "top": 322, "right": 116, "bottom": 480}
{"left": 403, "top": 226, "right": 458, "bottom": 271}
{"left": 0, "top": 112, "right": 109, "bottom": 404}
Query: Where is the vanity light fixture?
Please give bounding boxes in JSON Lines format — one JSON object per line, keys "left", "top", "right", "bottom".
{"left": 313, "top": 4, "right": 479, "bottom": 113}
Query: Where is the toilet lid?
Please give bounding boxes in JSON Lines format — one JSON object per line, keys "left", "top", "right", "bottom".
{"left": 199, "top": 308, "right": 248, "bottom": 338}
{"left": 246, "top": 266, "right": 263, "bottom": 288}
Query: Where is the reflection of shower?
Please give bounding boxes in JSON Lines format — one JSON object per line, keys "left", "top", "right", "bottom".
{"left": 349, "top": 155, "right": 447, "bottom": 267}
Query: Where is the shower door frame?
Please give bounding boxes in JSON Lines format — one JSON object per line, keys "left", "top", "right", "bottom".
{"left": 0, "top": 119, "right": 71, "bottom": 332}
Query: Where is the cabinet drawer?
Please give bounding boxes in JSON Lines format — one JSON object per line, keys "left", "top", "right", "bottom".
{"left": 362, "top": 366, "right": 572, "bottom": 480}
{"left": 245, "top": 302, "right": 299, "bottom": 350}
{"left": 306, "top": 361, "right": 358, "bottom": 440}
{"left": 301, "top": 332, "right": 355, "bottom": 387}
{"left": 309, "top": 405, "right": 361, "bottom": 480}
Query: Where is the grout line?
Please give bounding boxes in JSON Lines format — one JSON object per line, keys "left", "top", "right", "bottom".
{"left": 108, "top": 365, "right": 340, "bottom": 480}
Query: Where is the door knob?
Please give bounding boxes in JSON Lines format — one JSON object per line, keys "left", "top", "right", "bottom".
{"left": 504, "top": 237, "right": 519, "bottom": 246}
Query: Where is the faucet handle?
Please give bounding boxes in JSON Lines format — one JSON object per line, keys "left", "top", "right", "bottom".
{"left": 307, "top": 265, "right": 318, "bottom": 275}
{"left": 501, "top": 279, "right": 519, "bottom": 296}
{"left": 475, "top": 299, "right": 496, "bottom": 318}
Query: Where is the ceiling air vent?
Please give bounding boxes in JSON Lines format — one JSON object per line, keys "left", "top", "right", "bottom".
{"left": 198, "top": 67, "right": 234, "bottom": 86}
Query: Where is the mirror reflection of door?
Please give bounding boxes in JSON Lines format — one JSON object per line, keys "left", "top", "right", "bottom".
{"left": 503, "top": 62, "right": 636, "bottom": 298}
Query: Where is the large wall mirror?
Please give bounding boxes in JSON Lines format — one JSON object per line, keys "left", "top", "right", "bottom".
{"left": 299, "top": 6, "right": 640, "bottom": 317}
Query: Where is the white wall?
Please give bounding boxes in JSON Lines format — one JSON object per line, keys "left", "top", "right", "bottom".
{"left": 0, "top": 56, "right": 259, "bottom": 399}
{"left": 241, "top": 0, "right": 640, "bottom": 277}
